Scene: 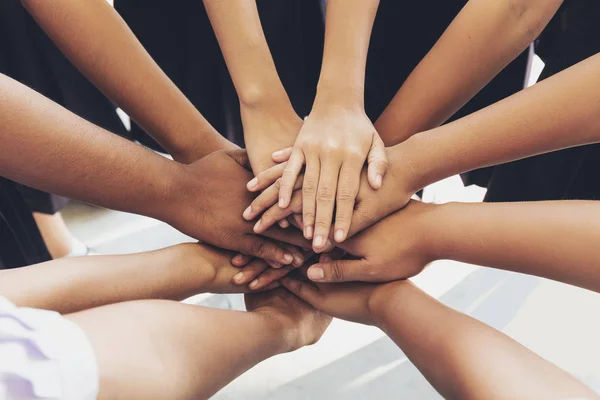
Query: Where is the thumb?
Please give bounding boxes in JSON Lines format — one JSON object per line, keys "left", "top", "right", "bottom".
{"left": 306, "top": 259, "right": 368, "bottom": 283}
{"left": 367, "top": 135, "right": 388, "bottom": 190}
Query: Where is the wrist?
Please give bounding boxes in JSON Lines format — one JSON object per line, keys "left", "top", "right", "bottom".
{"left": 368, "top": 280, "right": 414, "bottom": 329}
{"left": 252, "top": 308, "right": 298, "bottom": 354}
{"left": 313, "top": 81, "right": 365, "bottom": 110}
{"left": 387, "top": 134, "right": 435, "bottom": 195}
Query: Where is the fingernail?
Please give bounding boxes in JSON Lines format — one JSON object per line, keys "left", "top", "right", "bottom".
{"left": 247, "top": 177, "right": 258, "bottom": 190}
{"left": 308, "top": 267, "right": 324, "bottom": 281}
{"left": 314, "top": 235, "right": 325, "bottom": 248}
{"left": 305, "top": 225, "right": 313, "bottom": 239}
{"left": 233, "top": 272, "right": 245, "bottom": 283}
{"left": 273, "top": 150, "right": 283, "bottom": 157}
{"left": 253, "top": 220, "right": 262, "bottom": 232}
{"left": 243, "top": 206, "right": 253, "bottom": 220}
{"left": 283, "top": 253, "right": 294, "bottom": 264}
{"left": 293, "top": 254, "right": 304, "bottom": 267}
{"left": 232, "top": 254, "right": 243, "bottom": 263}
{"left": 279, "top": 197, "right": 286, "bottom": 208}
{"left": 326, "top": 239, "right": 333, "bottom": 249}
{"left": 376, "top": 174, "right": 383, "bottom": 188}
{"left": 335, "top": 229, "right": 346, "bottom": 242}
{"left": 249, "top": 279, "right": 260, "bottom": 289}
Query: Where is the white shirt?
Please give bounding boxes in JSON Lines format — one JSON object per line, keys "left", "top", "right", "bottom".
{"left": 0, "top": 297, "right": 98, "bottom": 400}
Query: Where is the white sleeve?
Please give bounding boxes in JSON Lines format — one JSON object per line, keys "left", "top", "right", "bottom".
{"left": 0, "top": 297, "right": 98, "bottom": 400}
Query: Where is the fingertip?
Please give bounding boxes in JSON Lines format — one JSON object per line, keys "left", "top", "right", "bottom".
{"left": 334, "top": 229, "right": 346, "bottom": 243}
{"left": 247, "top": 177, "right": 259, "bottom": 191}
{"left": 307, "top": 266, "right": 325, "bottom": 281}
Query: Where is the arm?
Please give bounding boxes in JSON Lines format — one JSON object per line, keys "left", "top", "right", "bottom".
{"left": 21, "top": 0, "right": 234, "bottom": 163}
{"left": 67, "top": 289, "right": 330, "bottom": 400}
{"left": 283, "top": 278, "right": 598, "bottom": 400}
{"left": 303, "top": 200, "right": 600, "bottom": 295}
{"left": 277, "top": 0, "right": 387, "bottom": 251}
{"left": 0, "top": 74, "right": 307, "bottom": 264}
{"left": 203, "top": 0, "right": 302, "bottom": 173}
{"left": 0, "top": 243, "right": 262, "bottom": 313}
{"left": 245, "top": 53, "right": 600, "bottom": 238}
{"left": 375, "top": 0, "right": 563, "bottom": 145}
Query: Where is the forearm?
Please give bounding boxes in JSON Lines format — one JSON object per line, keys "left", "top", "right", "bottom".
{"left": 372, "top": 281, "right": 596, "bottom": 399}
{"left": 424, "top": 201, "right": 600, "bottom": 293}
{"left": 21, "top": 0, "right": 233, "bottom": 162}
{"left": 203, "top": 0, "right": 291, "bottom": 110}
{"left": 314, "top": 0, "right": 379, "bottom": 109}
{"left": 0, "top": 245, "right": 216, "bottom": 313}
{"left": 391, "top": 53, "right": 600, "bottom": 194}
{"left": 67, "top": 301, "right": 289, "bottom": 400}
{"left": 0, "top": 73, "right": 180, "bottom": 222}
{"left": 376, "top": 0, "right": 562, "bottom": 145}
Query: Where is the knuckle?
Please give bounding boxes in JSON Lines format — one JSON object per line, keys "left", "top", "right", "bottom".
{"left": 303, "top": 211, "right": 315, "bottom": 221}
{"left": 249, "top": 240, "right": 270, "bottom": 257}
{"left": 336, "top": 187, "right": 357, "bottom": 203}
{"left": 346, "top": 149, "right": 365, "bottom": 163}
{"left": 322, "top": 143, "right": 342, "bottom": 156}
{"left": 316, "top": 187, "right": 334, "bottom": 202}
{"left": 330, "top": 260, "right": 345, "bottom": 281}
{"left": 302, "top": 179, "right": 318, "bottom": 194}
{"left": 315, "top": 220, "right": 331, "bottom": 230}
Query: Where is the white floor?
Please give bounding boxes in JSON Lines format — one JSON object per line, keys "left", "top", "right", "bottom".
{"left": 63, "top": 176, "right": 600, "bottom": 399}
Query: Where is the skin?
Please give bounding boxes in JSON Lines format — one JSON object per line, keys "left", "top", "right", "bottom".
{"left": 245, "top": 52, "right": 600, "bottom": 240}
{"left": 277, "top": 0, "right": 388, "bottom": 252}
{"left": 203, "top": 0, "right": 302, "bottom": 175}
{"left": 0, "top": 73, "right": 307, "bottom": 264}
{"left": 375, "top": 0, "right": 564, "bottom": 145}
{"left": 0, "top": 244, "right": 331, "bottom": 400}
{"left": 283, "top": 278, "right": 598, "bottom": 400}
{"left": 21, "top": 0, "right": 234, "bottom": 163}
{"left": 303, "top": 200, "right": 600, "bottom": 291}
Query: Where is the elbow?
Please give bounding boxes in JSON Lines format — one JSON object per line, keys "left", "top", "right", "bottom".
{"left": 508, "top": 0, "right": 564, "bottom": 42}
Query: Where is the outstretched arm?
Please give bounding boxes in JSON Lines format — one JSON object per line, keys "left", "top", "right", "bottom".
{"left": 284, "top": 278, "right": 597, "bottom": 400}
{"left": 0, "top": 243, "right": 262, "bottom": 313}
{"left": 66, "top": 289, "right": 330, "bottom": 400}
{"left": 203, "top": 0, "right": 302, "bottom": 174}
{"left": 375, "top": 0, "right": 563, "bottom": 145}
{"left": 302, "top": 199, "right": 600, "bottom": 293}
{"left": 21, "top": 0, "right": 234, "bottom": 163}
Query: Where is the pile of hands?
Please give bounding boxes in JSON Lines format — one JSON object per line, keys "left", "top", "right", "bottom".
{"left": 169, "top": 97, "right": 437, "bottom": 338}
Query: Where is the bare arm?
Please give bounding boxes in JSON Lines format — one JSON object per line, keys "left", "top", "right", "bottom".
{"left": 284, "top": 279, "right": 598, "bottom": 400}
{"left": 203, "top": 0, "right": 301, "bottom": 173}
{"left": 68, "top": 288, "right": 330, "bottom": 400}
{"left": 0, "top": 244, "right": 258, "bottom": 313}
{"left": 375, "top": 0, "right": 563, "bottom": 145}
{"left": 21, "top": 0, "right": 234, "bottom": 163}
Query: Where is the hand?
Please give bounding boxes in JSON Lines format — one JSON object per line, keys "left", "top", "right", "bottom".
{"left": 179, "top": 243, "right": 281, "bottom": 294}
{"left": 165, "top": 149, "right": 309, "bottom": 265}
{"left": 244, "top": 145, "right": 417, "bottom": 241}
{"left": 276, "top": 104, "right": 388, "bottom": 251}
{"left": 245, "top": 288, "right": 332, "bottom": 352}
{"left": 281, "top": 277, "right": 404, "bottom": 326}
{"left": 240, "top": 103, "right": 303, "bottom": 175}
{"left": 305, "top": 201, "right": 436, "bottom": 283}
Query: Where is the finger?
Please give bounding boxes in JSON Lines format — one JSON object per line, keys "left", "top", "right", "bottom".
{"left": 240, "top": 236, "right": 294, "bottom": 265}
{"left": 307, "top": 259, "right": 367, "bottom": 283}
{"left": 282, "top": 243, "right": 305, "bottom": 268}
{"left": 264, "top": 224, "right": 312, "bottom": 250}
{"left": 272, "top": 147, "right": 293, "bottom": 163}
{"left": 231, "top": 253, "right": 252, "bottom": 267}
{"left": 278, "top": 219, "right": 290, "bottom": 228}
{"left": 254, "top": 190, "right": 302, "bottom": 234}
{"left": 333, "top": 160, "right": 361, "bottom": 243}
{"left": 312, "top": 158, "right": 339, "bottom": 252}
{"left": 367, "top": 135, "right": 388, "bottom": 190}
{"left": 281, "top": 277, "right": 323, "bottom": 305}
{"left": 279, "top": 148, "right": 305, "bottom": 208}
{"left": 232, "top": 260, "right": 269, "bottom": 285}
{"left": 243, "top": 176, "right": 303, "bottom": 220}
{"left": 249, "top": 266, "right": 294, "bottom": 291}
{"left": 302, "top": 155, "right": 320, "bottom": 240}
{"left": 319, "top": 247, "right": 346, "bottom": 264}
{"left": 246, "top": 163, "right": 285, "bottom": 192}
